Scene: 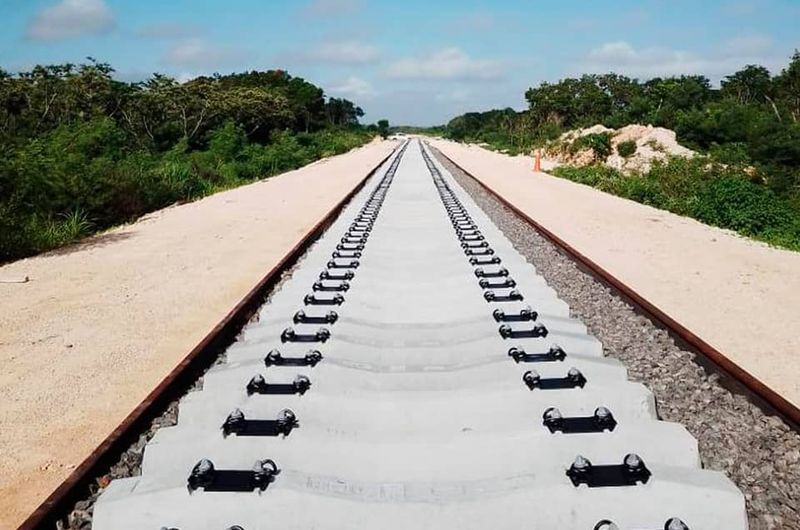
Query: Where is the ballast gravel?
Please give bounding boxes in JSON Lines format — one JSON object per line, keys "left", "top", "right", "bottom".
{"left": 431, "top": 146, "right": 800, "bottom": 530}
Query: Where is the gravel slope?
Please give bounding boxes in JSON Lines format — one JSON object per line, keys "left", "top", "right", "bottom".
{"left": 431, "top": 146, "right": 800, "bottom": 530}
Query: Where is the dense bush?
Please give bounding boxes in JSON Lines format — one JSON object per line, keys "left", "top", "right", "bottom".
{"left": 574, "top": 133, "right": 612, "bottom": 160}
{"left": 0, "top": 62, "right": 376, "bottom": 262}
{"left": 617, "top": 140, "right": 637, "bottom": 158}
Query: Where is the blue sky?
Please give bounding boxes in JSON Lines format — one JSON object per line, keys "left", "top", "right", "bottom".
{"left": 1, "top": 0, "right": 798, "bottom": 125}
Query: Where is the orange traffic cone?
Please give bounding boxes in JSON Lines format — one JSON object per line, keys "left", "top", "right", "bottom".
{"left": 533, "top": 150, "right": 542, "bottom": 172}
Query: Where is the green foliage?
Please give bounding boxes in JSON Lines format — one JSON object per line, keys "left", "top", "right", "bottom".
{"left": 524, "top": 73, "right": 713, "bottom": 130}
{"left": 574, "top": 133, "right": 612, "bottom": 160}
{"left": 443, "top": 50, "right": 800, "bottom": 251}
{"left": 617, "top": 140, "right": 637, "bottom": 158}
{"left": 377, "top": 119, "right": 390, "bottom": 138}
{"left": 721, "top": 64, "right": 773, "bottom": 105}
{"left": 549, "top": 165, "right": 622, "bottom": 189}
{"left": 553, "top": 158, "right": 800, "bottom": 250}
{"left": 444, "top": 107, "right": 552, "bottom": 155}
{"left": 691, "top": 176, "right": 795, "bottom": 237}
{"left": 0, "top": 61, "right": 375, "bottom": 262}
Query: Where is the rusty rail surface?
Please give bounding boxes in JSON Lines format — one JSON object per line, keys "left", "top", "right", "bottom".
{"left": 432, "top": 146, "right": 800, "bottom": 429}
{"left": 17, "top": 146, "right": 398, "bottom": 530}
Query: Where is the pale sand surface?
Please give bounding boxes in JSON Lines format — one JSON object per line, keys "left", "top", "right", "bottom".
{"left": 432, "top": 138, "right": 800, "bottom": 408}
{"left": 0, "top": 140, "right": 395, "bottom": 528}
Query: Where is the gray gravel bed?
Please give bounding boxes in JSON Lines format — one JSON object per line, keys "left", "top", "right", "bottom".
{"left": 431, "top": 146, "right": 800, "bottom": 530}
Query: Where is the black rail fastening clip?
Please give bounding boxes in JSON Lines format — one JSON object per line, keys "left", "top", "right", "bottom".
{"left": 469, "top": 256, "right": 501, "bottom": 266}
{"left": 280, "top": 327, "right": 330, "bottom": 343}
{"left": 475, "top": 267, "right": 508, "bottom": 278}
{"left": 543, "top": 406, "right": 617, "bottom": 433}
{"left": 304, "top": 293, "right": 345, "bottom": 305}
{"left": 462, "top": 241, "right": 489, "bottom": 249}
{"left": 523, "top": 367, "right": 586, "bottom": 389}
{"left": 327, "top": 259, "right": 359, "bottom": 269}
{"left": 508, "top": 344, "right": 566, "bottom": 363}
{"left": 331, "top": 250, "right": 361, "bottom": 259}
{"left": 498, "top": 322, "right": 548, "bottom": 339}
{"left": 222, "top": 408, "right": 298, "bottom": 437}
{"left": 319, "top": 270, "right": 354, "bottom": 281}
{"left": 493, "top": 306, "right": 537, "bottom": 322}
{"left": 483, "top": 289, "right": 523, "bottom": 302}
{"left": 336, "top": 243, "right": 364, "bottom": 251}
{"left": 293, "top": 310, "right": 338, "bottom": 324}
{"left": 593, "top": 518, "right": 690, "bottom": 530}
{"left": 479, "top": 278, "right": 516, "bottom": 289}
{"left": 312, "top": 281, "right": 350, "bottom": 292}
{"left": 247, "top": 374, "right": 311, "bottom": 395}
{"left": 265, "top": 348, "right": 323, "bottom": 367}
{"left": 566, "top": 453, "right": 651, "bottom": 488}
{"left": 465, "top": 247, "right": 494, "bottom": 256}
{"left": 187, "top": 458, "right": 278, "bottom": 492}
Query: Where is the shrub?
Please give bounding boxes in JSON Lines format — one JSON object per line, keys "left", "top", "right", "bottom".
{"left": 708, "top": 142, "right": 751, "bottom": 166}
{"left": 614, "top": 174, "right": 666, "bottom": 207}
{"left": 551, "top": 165, "right": 623, "bottom": 189}
{"left": 692, "top": 176, "right": 795, "bottom": 237}
{"left": 616, "top": 140, "right": 637, "bottom": 158}
{"left": 575, "top": 132, "right": 612, "bottom": 160}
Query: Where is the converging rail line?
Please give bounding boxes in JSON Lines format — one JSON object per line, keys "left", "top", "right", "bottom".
{"left": 30, "top": 139, "right": 749, "bottom": 529}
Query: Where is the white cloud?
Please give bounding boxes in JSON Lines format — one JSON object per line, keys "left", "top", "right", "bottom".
{"left": 301, "top": 40, "right": 380, "bottom": 64}
{"left": 578, "top": 41, "right": 784, "bottom": 80}
{"left": 136, "top": 23, "right": 199, "bottom": 40}
{"left": 582, "top": 42, "right": 709, "bottom": 76}
{"left": 26, "top": 0, "right": 114, "bottom": 41}
{"left": 301, "top": 0, "right": 363, "bottom": 17}
{"left": 385, "top": 47, "right": 506, "bottom": 81}
{"left": 164, "top": 39, "right": 240, "bottom": 70}
{"left": 721, "top": 34, "right": 773, "bottom": 57}
{"left": 329, "top": 76, "right": 375, "bottom": 98}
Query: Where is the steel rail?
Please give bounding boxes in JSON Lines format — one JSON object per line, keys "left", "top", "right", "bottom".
{"left": 428, "top": 142, "right": 800, "bottom": 429}
{"left": 16, "top": 145, "right": 399, "bottom": 530}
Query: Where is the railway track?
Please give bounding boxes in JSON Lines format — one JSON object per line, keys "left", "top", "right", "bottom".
{"left": 73, "top": 139, "right": 746, "bottom": 528}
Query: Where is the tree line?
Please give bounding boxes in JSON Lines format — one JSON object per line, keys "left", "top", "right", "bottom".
{"left": 439, "top": 51, "right": 800, "bottom": 250}
{"left": 0, "top": 60, "right": 380, "bottom": 261}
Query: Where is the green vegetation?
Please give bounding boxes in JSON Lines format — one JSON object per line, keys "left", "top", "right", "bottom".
{"left": 435, "top": 51, "right": 800, "bottom": 251}
{"left": 573, "top": 132, "right": 612, "bottom": 160}
{"left": 617, "top": 140, "right": 637, "bottom": 158}
{"left": 377, "top": 119, "right": 390, "bottom": 138}
{"left": 0, "top": 61, "right": 377, "bottom": 262}
{"left": 552, "top": 159, "right": 800, "bottom": 250}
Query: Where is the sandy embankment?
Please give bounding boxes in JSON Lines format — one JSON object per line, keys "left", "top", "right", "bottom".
{"left": 432, "top": 138, "right": 800, "bottom": 409}
{"left": 0, "top": 139, "right": 395, "bottom": 529}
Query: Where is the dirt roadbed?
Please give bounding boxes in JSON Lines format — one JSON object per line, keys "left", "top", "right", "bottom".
{"left": 0, "top": 140, "right": 395, "bottom": 529}
{"left": 431, "top": 138, "right": 800, "bottom": 412}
